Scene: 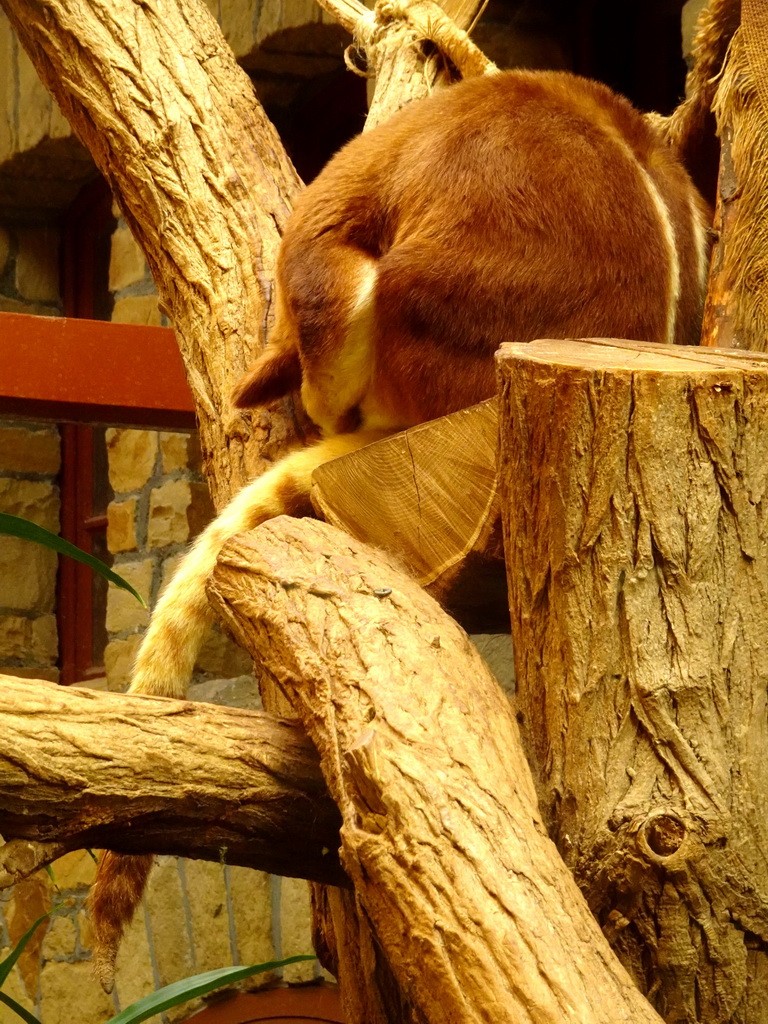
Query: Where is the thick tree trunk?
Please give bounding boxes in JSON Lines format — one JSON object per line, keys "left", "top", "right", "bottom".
{"left": 0, "top": 674, "right": 344, "bottom": 887}
{"left": 701, "top": 6, "right": 768, "bottom": 351}
{"left": 498, "top": 337, "right": 768, "bottom": 1024}
{"left": 0, "top": 0, "right": 303, "bottom": 504}
{"left": 208, "top": 515, "right": 665, "bottom": 1024}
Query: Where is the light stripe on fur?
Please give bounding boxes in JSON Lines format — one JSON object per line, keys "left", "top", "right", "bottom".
{"left": 637, "top": 164, "right": 681, "bottom": 346}
{"left": 301, "top": 259, "right": 378, "bottom": 435}
{"left": 689, "top": 187, "right": 711, "bottom": 294}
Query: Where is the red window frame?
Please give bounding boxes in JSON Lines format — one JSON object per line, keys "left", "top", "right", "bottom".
{"left": 57, "top": 423, "right": 108, "bottom": 684}
{"left": 58, "top": 179, "right": 114, "bottom": 684}
{"left": 0, "top": 184, "right": 194, "bottom": 684}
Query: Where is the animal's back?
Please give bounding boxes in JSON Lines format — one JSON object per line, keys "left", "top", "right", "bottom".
{"left": 282, "top": 71, "right": 709, "bottom": 427}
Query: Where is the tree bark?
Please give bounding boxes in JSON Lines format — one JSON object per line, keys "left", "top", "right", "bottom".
{"left": 498, "top": 337, "right": 768, "bottom": 1024}
{"left": 0, "top": 0, "right": 304, "bottom": 505}
{"left": 701, "top": 6, "right": 768, "bottom": 351}
{"left": 342, "top": 0, "right": 494, "bottom": 129}
{"left": 700, "top": 123, "right": 740, "bottom": 349}
{"left": 0, "top": 674, "right": 344, "bottom": 887}
{"left": 207, "top": 515, "right": 665, "bottom": 1024}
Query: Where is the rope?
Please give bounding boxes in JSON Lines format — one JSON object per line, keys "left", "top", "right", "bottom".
{"left": 344, "top": 0, "right": 496, "bottom": 82}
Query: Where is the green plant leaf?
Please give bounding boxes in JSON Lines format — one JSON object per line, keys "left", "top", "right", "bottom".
{"left": 0, "top": 991, "right": 42, "bottom": 1024}
{"left": 0, "top": 513, "right": 146, "bottom": 607}
{"left": 0, "top": 909, "right": 54, "bottom": 987}
{"left": 105, "top": 955, "right": 316, "bottom": 1024}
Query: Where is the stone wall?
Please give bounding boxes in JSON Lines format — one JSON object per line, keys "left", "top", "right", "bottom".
{"left": 0, "top": 852, "right": 318, "bottom": 1024}
{"left": 0, "top": 422, "right": 60, "bottom": 682}
{"left": 0, "top": 222, "right": 61, "bottom": 315}
{"left": 0, "top": 10, "right": 93, "bottom": 215}
{"left": 0, "top": 212, "right": 62, "bottom": 684}
{"left": 102, "top": 215, "right": 254, "bottom": 693}
{"left": 102, "top": 421, "right": 258, "bottom": 691}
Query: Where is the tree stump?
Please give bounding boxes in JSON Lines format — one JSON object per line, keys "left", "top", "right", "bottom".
{"left": 498, "top": 337, "right": 768, "bottom": 1023}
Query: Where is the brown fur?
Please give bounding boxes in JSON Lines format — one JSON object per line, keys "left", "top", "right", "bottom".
{"left": 92, "top": 68, "right": 712, "bottom": 989}
{"left": 88, "top": 853, "right": 153, "bottom": 993}
{"left": 237, "top": 71, "right": 710, "bottom": 438}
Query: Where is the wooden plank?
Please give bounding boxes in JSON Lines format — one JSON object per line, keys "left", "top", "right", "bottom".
{"left": 311, "top": 399, "right": 508, "bottom": 632}
{"left": 0, "top": 311, "right": 196, "bottom": 428}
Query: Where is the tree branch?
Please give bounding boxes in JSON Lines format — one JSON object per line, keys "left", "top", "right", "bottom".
{"left": 208, "top": 517, "right": 664, "bottom": 1024}
{"left": 0, "top": 0, "right": 304, "bottom": 505}
{"left": 330, "top": 0, "right": 493, "bottom": 130}
{"left": 314, "top": 0, "right": 368, "bottom": 34}
{"left": 0, "top": 840, "right": 68, "bottom": 889}
{"left": 0, "top": 674, "right": 344, "bottom": 888}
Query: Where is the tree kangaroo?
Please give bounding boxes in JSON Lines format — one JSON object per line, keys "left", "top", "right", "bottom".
{"left": 90, "top": 66, "right": 713, "bottom": 989}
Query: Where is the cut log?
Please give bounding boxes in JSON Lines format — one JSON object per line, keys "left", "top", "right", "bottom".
{"left": 311, "top": 398, "right": 507, "bottom": 632}
{"left": 0, "top": 675, "right": 344, "bottom": 888}
{"left": 208, "top": 516, "right": 665, "bottom": 1024}
{"left": 498, "top": 337, "right": 768, "bottom": 1023}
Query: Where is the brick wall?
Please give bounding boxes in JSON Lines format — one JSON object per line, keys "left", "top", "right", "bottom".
{"left": 0, "top": 206, "right": 63, "bottom": 684}
{"left": 0, "top": 852, "right": 318, "bottom": 1023}
{"left": 0, "top": 223, "right": 61, "bottom": 316}
{"left": 0, "top": 422, "right": 60, "bottom": 682}
{"left": 101, "top": 216, "right": 254, "bottom": 693}
{"left": 102, "top": 421, "right": 257, "bottom": 692}
{"left": 0, "top": 1, "right": 341, "bottom": 1017}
